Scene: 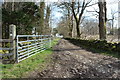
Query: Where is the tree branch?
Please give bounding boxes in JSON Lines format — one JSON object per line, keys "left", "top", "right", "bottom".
{"left": 86, "top": 10, "right": 99, "bottom": 14}
{"left": 71, "top": 2, "right": 78, "bottom": 23}
{"left": 86, "top": 2, "right": 98, "bottom": 7}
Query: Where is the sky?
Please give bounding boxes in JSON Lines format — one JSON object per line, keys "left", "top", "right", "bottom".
{"left": 0, "top": 0, "right": 3, "bottom": 2}
{"left": 85, "top": 0, "right": 118, "bottom": 21}
{"left": 87, "top": 0, "right": 119, "bottom": 28}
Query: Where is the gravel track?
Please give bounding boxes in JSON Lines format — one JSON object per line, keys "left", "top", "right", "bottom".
{"left": 29, "top": 39, "right": 120, "bottom": 78}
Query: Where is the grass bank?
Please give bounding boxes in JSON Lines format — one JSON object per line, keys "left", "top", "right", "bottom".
{"left": 1, "top": 38, "right": 60, "bottom": 78}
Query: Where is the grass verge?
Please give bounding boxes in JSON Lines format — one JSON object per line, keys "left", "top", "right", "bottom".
{"left": 1, "top": 38, "right": 60, "bottom": 78}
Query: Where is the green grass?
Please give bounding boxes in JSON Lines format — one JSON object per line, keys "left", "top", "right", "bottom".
{"left": 1, "top": 38, "right": 60, "bottom": 78}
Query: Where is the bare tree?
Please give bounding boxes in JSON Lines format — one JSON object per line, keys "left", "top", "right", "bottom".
{"left": 57, "top": 2, "right": 73, "bottom": 37}
{"left": 107, "top": 9, "right": 118, "bottom": 35}
{"left": 57, "top": 16, "right": 70, "bottom": 37}
{"left": 71, "top": 0, "right": 92, "bottom": 38}
{"left": 82, "top": 19, "right": 99, "bottom": 35}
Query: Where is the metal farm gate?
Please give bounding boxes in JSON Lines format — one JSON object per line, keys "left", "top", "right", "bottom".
{"left": 16, "top": 35, "right": 51, "bottom": 63}
{"left": 0, "top": 25, "right": 52, "bottom": 63}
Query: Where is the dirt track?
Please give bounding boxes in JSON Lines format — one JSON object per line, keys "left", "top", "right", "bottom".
{"left": 29, "top": 39, "right": 120, "bottom": 78}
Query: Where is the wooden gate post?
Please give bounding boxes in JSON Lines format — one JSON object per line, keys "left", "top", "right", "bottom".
{"left": 9, "top": 24, "right": 16, "bottom": 62}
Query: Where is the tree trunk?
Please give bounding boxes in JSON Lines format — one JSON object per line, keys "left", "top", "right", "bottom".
{"left": 0, "top": 4, "right": 2, "bottom": 41}
{"left": 71, "top": 15, "right": 74, "bottom": 38}
{"left": 118, "top": 1, "right": 120, "bottom": 41}
{"left": 0, "top": 24, "right": 1, "bottom": 39}
{"left": 37, "top": 2, "right": 45, "bottom": 35}
{"left": 68, "top": 9, "right": 73, "bottom": 37}
{"left": 45, "top": 5, "right": 51, "bottom": 34}
{"left": 98, "top": 0, "right": 107, "bottom": 40}
{"left": 76, "top": 22, "right": 80, "bottom": 37}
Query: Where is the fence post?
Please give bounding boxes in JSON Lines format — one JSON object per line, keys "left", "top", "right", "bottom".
{"left": 27, "top": 36, "right": 29, "bottom": 56}
{"left": 0, "top": 20, "right": 2, "bottom": 63}
{"left": 9, "top": 24, "right": 16, "bottom": 62}
{"left": 0, "top": 23, "right": 2, "bottom": 47}
{"left": 49, "top": 35, "right": 51, "bottom": 48}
